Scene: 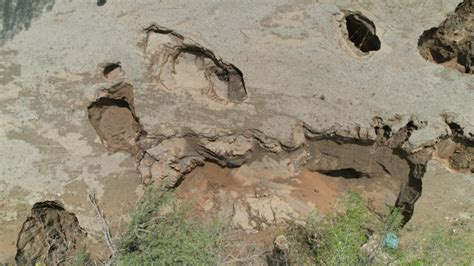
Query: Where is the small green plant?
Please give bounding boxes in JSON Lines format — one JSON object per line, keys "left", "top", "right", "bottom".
{"left": 287, "top": 192, "right": 370, "bottom": 265}
{"left": 364, "top": 206, "right": 404, "bottom": 264}
{"left": 316, "top": 192, "right": 369, "bottom": 265}
{"left": 72, "top": 251, "right": 90, "bottom": 266}
{"left": 117, "top": 187, "right": 230, "bottom": 265}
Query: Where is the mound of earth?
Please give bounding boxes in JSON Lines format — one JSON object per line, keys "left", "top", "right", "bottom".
{"left": 418, "top": 0, "right": 474, "bottom": 73}
{"left": 15, "top": 201, "right": 87, "bottom": 266}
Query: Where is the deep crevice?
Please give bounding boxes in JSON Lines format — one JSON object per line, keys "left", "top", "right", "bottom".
{"left": 318, "top": 168, "right": 368, "bottom": 179}
{"left": 86, "top": 93, "right": 436, "bottom": 226}
{"left": 136, "top": 127, "right": 422, "bottom": 224}
{"left": 393, "top": 148, "right": 430, "bottom": 225}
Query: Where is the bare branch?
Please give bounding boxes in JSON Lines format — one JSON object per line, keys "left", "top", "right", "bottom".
{"left": 87, "top": 191, "right": 117, "bottom": 263}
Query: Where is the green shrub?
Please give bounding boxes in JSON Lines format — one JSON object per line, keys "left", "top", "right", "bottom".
{"left": 117, "top": 188, "right": 473, "bottom": 265}
{"left": 72, "top": 251, "right": 90, "bottom": 266}
{"left": 365, "top": 206, "right": 404, "bottom": 264}
{"left": 117, "top": 188, "right": 229, "bottom": 265}
{"left": 288, "top": 192, "right": 370, "bottom": 265}
{"left": 316, "top": 192, "right": 369, "bottom": 265}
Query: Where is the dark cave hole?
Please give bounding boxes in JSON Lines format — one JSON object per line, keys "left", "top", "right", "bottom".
{"left": 448, "top": 122, "right": 464, "bottom": 136}
{"left": 318, "top": 168, "right": 367, "bottom": 179}
{"left": 103, "top": 62, "right": 121, "bottom": 78}
{"left": 88, "top": 97, "right": 130, "bottom": 111}
{"left": 345, "top": 13, "right": 381, "bottom": 53}
{"left": 97, "top": 0, "right": 107, "bottom": 7}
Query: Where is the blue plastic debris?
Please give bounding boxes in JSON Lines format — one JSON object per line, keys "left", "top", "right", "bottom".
{"left": 384, "top": 232, "right": 399, "bottom": 249}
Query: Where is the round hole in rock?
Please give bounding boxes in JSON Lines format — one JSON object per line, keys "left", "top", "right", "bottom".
{"left": 344, "top": 13, "right": 381, "bottom": 53}
{"left": 103, "top": 62, "right": 121, "bottom": 80}
{"left": 97, "top": 0, "right": 107, "bottom": 6}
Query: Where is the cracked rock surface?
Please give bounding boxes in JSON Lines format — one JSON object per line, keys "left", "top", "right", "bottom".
{"left": 0, "top": 0, "right": 473, "bottom": 262}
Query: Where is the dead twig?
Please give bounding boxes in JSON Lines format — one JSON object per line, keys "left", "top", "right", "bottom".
{"left": 88, "top": 191, "right": 117, "bottom": 263}
{"left": 223, "top": 250, "right": 269, "bottom": 264}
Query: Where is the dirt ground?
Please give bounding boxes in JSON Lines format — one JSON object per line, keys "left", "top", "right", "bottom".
{"left": 179, "top": 162, "right": 399, "bottom": 217}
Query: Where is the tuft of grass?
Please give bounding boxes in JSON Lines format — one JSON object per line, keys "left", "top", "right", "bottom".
{"left": 117, "top": 187, "right": 229, "bottom": 265}
{"left": 403, "top": 221, "right": 474, "bottom": 265}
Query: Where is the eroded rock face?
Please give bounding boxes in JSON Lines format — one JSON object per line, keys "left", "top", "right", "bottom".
{"left": 198, "top": 135, "right": 254, "bottom": 166}
{"left": 138, "top": 137, "right": 205, "bottom": 187}
{"left": 85, "top": 85, "right": 449, "bottom": 226}
{"left": 142, "top": 25, "right": 247, "bottom": 103}
{"left": 85, "top": 25, "right": 472, "bottom": 229}
{"left": 88, "top": 83, "right": 145, "bottom": 154}
{"left": 449, "top": 145, "right": 474, "bottom": 172}
{"left": 435, "top": 138, "right": 473, "bottom": 172}
{"left": 418, "top": 0, "right": 474, "bottom": 73}
{"left": 15, "top": 201, "right": 86, "bottom": 266}
{"left": 306, "top": 139, "right": 410, "bottom": 181}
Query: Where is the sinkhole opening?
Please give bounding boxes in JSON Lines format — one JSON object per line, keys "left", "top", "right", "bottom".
{"left": 87, "top": 83, "right": 143, "bottom": 154}
{"left": 345, "top": 13, "right": 381, "bottom": 53}
{"left": 103, "top": 62, "right": 122, "bottom": 80}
